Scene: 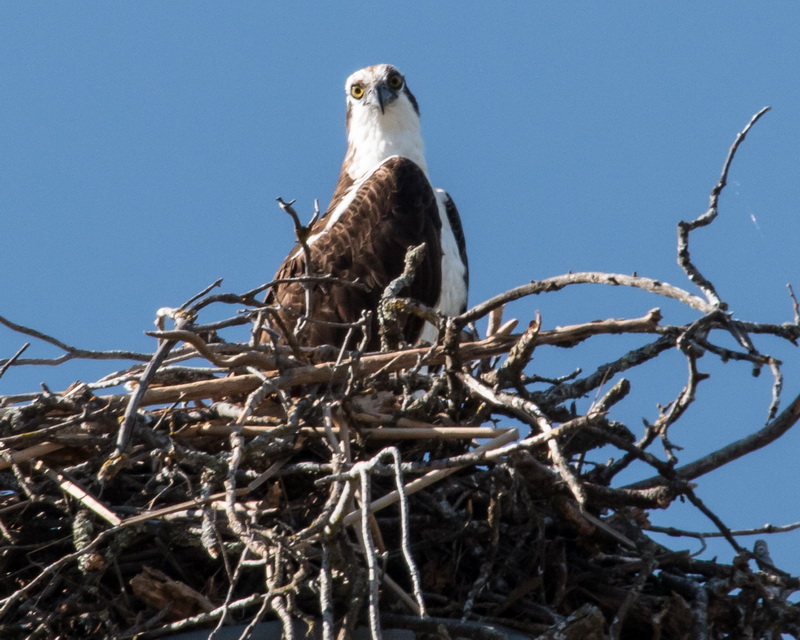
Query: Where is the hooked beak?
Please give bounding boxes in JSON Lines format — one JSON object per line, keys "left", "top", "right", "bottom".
{"left": 366, "top": 83, "right": 395, "bottom": 114}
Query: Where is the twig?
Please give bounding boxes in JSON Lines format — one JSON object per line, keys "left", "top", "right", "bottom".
{"left": 787, "top": 283, "right": 800, "bottom": 325}
{"left": 0, "top": 442, "right": 64, "bottom": 470}
{"left": 379, "top": 243, "right": 428, "bottom": 350}
{"left": 180, "top": 278, "right": 224, "bottom": 310}
{"left": 460, "top": 372, "right": 587, "bottom": 507}
{"left": 539, "top": 332, "right": 674, "bottom": 408}
{"left": 683, "top": 488, "right": 744, "bottom": 554}
{"left": 610, "top": 554, "right": 656, "bottom": 639}
{"left": 339, "top": 429, "right": 518, "bottom": 527}
{"left": 0, "top": 342, "right": 30, "bottom": 379}
{"left": 458, "top": 273, "right": 713, "bottom": 326}
{"left": 277, "top": 197, "right": 319, "bottom": 339}
{"left": 138, "top": 593, "right": 266, "bottom": 638}
{"left": 357, "top": 461, "right": 382, "bottom": 639}
{"left": 676, "top": 107, "right": 771, "bottom": 307}
{"left": 102, "top": 336, "right": 180, "bottom": 474}
{"left": 647, "top": 520, "right": 800, "bottom": 539}
{"left": 0, "top": 313, "right": 154, "bottom": 367}
{"left": 66, "top": 312, "right": 663, "bottom": 409}
{"left": 384, "top": 447, "right": 426, "bottom": 617}
{"left": 627, "top": 386, "right": 800, "bottom": 489}
{"left": 33, "top": 461, "right": 121, "bottom": 527}
{"left": 493, "top": 315, "right": 541, "bottom": 388}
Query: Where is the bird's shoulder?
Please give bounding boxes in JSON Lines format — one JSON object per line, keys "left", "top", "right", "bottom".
{"left": 327, "top": 155, "right": 431, "bottom": 214}
{"left": 275, "top": 156, "right": 440, "bottom": 284}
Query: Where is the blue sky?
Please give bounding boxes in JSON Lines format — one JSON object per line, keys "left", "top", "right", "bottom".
{"left": 2, "top": 4, "right": 800, "bottom": 576}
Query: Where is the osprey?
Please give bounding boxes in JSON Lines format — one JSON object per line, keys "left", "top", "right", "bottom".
{"left": 268, "top": 64, "right": 468, "bottom": 350}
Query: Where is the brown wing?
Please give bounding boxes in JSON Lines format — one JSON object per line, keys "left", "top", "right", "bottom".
{"left": 267, "top": 156, "right": 442, "bottom": 350}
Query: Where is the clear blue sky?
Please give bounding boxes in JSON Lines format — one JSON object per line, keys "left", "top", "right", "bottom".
{"left": 2, "top": 4, "right": 800, "bottom": 576}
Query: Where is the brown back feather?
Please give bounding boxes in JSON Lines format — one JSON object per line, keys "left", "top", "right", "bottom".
{"left": 267, "top": 157, "right": 442, "bottom": 350}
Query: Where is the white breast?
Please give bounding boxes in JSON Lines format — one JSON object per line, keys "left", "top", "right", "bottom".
{"left": 346, "top": 94, "right": 428, "bottom": 180}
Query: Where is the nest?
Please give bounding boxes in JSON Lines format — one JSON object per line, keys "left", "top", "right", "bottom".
{"left": 1, "top": 108, "right": 799, "bottom": 639}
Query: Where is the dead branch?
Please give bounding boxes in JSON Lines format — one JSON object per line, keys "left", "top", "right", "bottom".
{"left": 676, "top": 106, "right": 771, "bottom": 308}
{"left": 627, "top": 386, "right": 800, "bottom": 490}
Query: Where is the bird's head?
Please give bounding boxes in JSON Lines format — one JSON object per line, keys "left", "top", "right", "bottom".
{"left": 345, "top": 64, "right": 419, "bottom": 117}
{"left": 342, "top": 64, "right": 426, "bottom": 178}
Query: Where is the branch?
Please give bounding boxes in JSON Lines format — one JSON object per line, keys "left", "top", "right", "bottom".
{"left": 0, "top": 342, "right": 29, "bottom": 379}
{"left": 60, "top": 312, "right": 662, "bottom": 408}
{"left": 276, "top": 197, "right": 320, "bottom": 339}
{"left": 626, "top": 386, "right": 800, "bottom": 489}
{"left": 379, "top": 243, "right": 429, "bottom": 350}
{"left": 458, "top": 273, "right": 713, "bottom": 326}
{"left": 676, "top": 107, "right": 771, "bottom": 307}
{"left": 0, "top": 313, "right": 154, "bottom": 367}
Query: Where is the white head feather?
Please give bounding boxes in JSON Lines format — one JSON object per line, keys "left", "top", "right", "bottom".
{"left": 342, "top": 64, "right": 428, "bottom": 180}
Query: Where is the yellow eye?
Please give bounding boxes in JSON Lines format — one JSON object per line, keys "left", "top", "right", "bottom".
{"left": 351, "top": 84, "right": 365, "bottom": 99}
{"left": 388, "top": 74, "right": 403, "bottom": 90}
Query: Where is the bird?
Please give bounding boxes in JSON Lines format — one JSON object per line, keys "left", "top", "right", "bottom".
{"left": 266, "top": 64, "right": 468, "bottom": 351}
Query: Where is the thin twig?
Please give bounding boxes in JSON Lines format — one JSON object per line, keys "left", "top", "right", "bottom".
{"left": 676, "top": 107, "right": 771, "bottom": 307}
{"left": 0, "top": 342, "right": 30, "bottom": 379}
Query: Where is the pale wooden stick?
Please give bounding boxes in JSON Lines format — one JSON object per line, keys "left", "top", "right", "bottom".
{"left": 182, "top": 423, "right": 505, "bottom": 440}
{"left": 360, "top": 427, "right": 505, "bottom": 440}
{"left": 33, "top": 461, "right": 122, "bottom": 527}
{"left": 350, "top": 411, "right": 488, "bottom": 431}
{"left": 121, "top": 488, "right": 249, "bottom": 527}
{"left": 43, "top": 312, "right": 659, "bottom": 407}
{"left": 341, "top": 428, "right": 518, "bottom": 527}
{"left": 382, "top": 572, "right": 422, "bottom": 615}
{"left": 0, "top": 442, "right": 63, "bottom": 470}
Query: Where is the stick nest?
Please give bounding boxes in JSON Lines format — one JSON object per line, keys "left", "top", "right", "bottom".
{"left": 1, "top": 108, "right": 799, "bottom": 639}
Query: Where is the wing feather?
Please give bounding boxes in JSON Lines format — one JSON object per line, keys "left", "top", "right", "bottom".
{"left": 441, "top": 191, "right": 469, "bottom": 308}
{"left": 268, "top": 157, "right": 441, "bottom": 350}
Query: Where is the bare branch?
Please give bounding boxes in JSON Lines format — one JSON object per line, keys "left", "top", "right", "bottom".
{"left": 676, "top": 107, "right": 771, "bottom": 307}
{"left": 459, "top": 273, "right": 713, "bottom": 326}
{"left": 0, "top": 342, "right": 29, "bottom": 379}
{"left": 626, "top": 386, "right": 800, "bottom": 489}
{"left": 0, "top": 314, "right": 154, "bottom": 367}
